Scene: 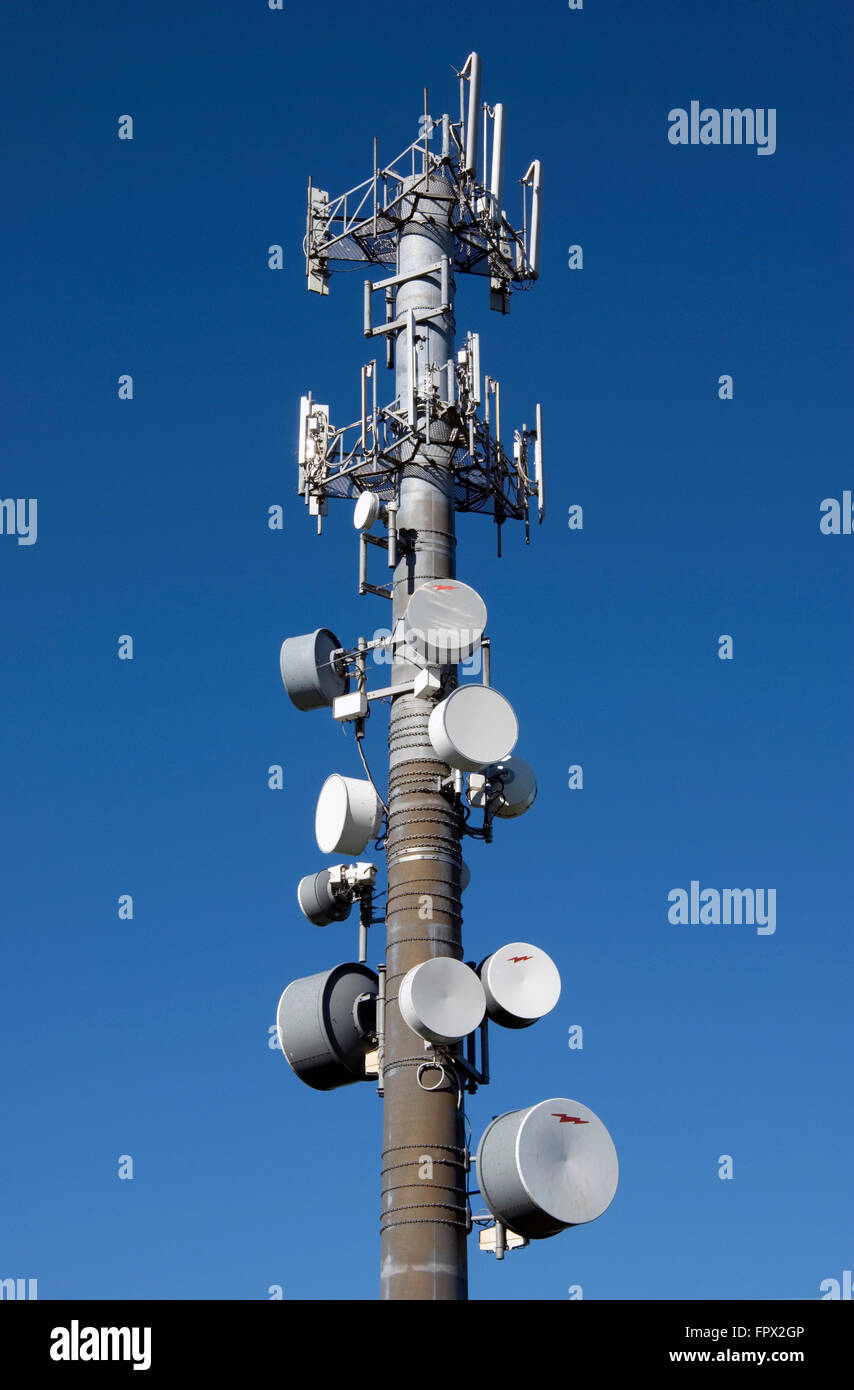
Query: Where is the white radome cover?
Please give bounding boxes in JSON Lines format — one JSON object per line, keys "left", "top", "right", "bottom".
{"left": 402, "top": 580, "right": 487, "bottom": 666}
{"left": 315, "top": 774, "right": 382, "bottom": 856}
{"left": 399, "top": 957, "right": 486, "bottom": 1044}
{"left": 428, "top": 685, "right": 518, "bottom": 773}
{"left": 514, "top": 1099, "right": 619, "bottom": 1225}
{"left": 480, "top": 941, "right": 561, "bottom": 1027}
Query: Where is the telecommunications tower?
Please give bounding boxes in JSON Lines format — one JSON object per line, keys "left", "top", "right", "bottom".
{"left": 276, "top": 54, "right": 618, "bottom": 1301}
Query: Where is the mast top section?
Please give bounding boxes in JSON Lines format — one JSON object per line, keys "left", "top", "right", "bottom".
{"left": 304, "top": 53, "right": 543, "bottom": 315}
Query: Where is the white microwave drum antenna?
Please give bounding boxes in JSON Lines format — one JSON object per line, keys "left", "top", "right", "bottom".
{"left": 402, "top": 581, "right": 487, "bottom": 667}
{"left": 398, "top": 957, "right": 486, "bottom": 1045}
{"left": 469, "top": 756, "right": 537, "bottom": 818}
{"left": 315, "top": 775, "right": 383, "bottom": 856}
{"left": 478, "top": 941, "right": 561, "bottom": 1029}
{"left": 428, "top": 685, "right": 518, "bottom": 773}
{"left": 276, "top": 963, "right": 379, "bottom": 1090}
{"left": 280, "top": 629, "right": 349, "bottom": 711}
{"left": 476, "top": 1098, "right": 619, "bottom": 1238}
{"left": 353, "top": 491, "right": 385, "bottom": 531}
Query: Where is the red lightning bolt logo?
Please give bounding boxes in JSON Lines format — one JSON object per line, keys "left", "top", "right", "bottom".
{"left": 508, "top": 955, "right": 533, "bottom": 963}
{"left": 552, "top": 1114, "right": 589, "bottom": 1124}
{"left": 431, "top": 585, "right": 457, "bottom": 591}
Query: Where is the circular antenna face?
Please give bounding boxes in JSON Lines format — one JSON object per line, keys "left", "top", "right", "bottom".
{"left": 315, "top": 776, "right": 382, "bottom": 856}
{"left": 353, "top": 492, "right": 381, "bottom": 531}
{"left": 276, "top": 963, "right": 378, "bottom": 1090}
{"left": 479, "top": 942, "right": 561, "bottom": 1028}
{"left": 280, "top": 630, "right": 349, "bottom": 711}
{"left": 484, "top": 757, "right": 538, "bottom": 819}
{"left": 398, "top": 957, "right": 486, "bottom": 1044}
{"left": 476, "top": 1099, "right": 619, "bottom": 1237}
{"left": 428, "top": 686, "right": 518, "bottom": 773}
{"left": 296, "top": 869, "right": 351, "bottom": 927}
{"left": 403, "top": 581, "right": 487, "bottom": 666}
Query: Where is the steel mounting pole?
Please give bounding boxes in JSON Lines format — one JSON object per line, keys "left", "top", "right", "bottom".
{"left": 380, "top": 169, "right": 468, "bottom": 1300}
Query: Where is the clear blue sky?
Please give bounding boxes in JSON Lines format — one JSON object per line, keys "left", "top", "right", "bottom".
{"left": 1, "top": 0, "right": 851, "bottom": 1301}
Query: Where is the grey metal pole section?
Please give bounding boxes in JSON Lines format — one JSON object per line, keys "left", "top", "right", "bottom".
{"left": 380, "top": 171, "right": 468, "bottom": 1300}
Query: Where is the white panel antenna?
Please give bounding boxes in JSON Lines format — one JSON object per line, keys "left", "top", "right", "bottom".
{"left": 534, "top": 402, "right": 545, "bottom": 524}
{"left": 489, "top": 102, "right": 505, "bottom": 213}
{"left": 461, "top": 52, "right": 482, "bottom": 176}
{"left": 522, "top": 160, "right": 543, "bottom": 278}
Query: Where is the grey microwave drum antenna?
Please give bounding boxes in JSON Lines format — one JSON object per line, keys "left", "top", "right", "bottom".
{"left": 478, "top": 942, "right": 561, "bottom": 1029}
{"left": 476, "top": 1098, "right": 619, "bottom": 1238}
{"left": 398, "top": 957, "right": 486, "bottom": 1045}
{"left": 276, "top": 963, "right": 379, "bottom": 1090}
{"left": 469, "top": 756, "right": 537, "bottom": 818}
{"left": 297, "top": 869, "right": 352, "bottom": 927}
{"left": 428, "top": 685, "right": 518, "bottom": 773}
{"left": 402, "top": 581, "right": 487, "bottom": 666}
{"left": 280, "top": 629, "right": 349, "bottom": 711}
{"left": 315, "top": 775, "right": 383, "bottom": 856}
